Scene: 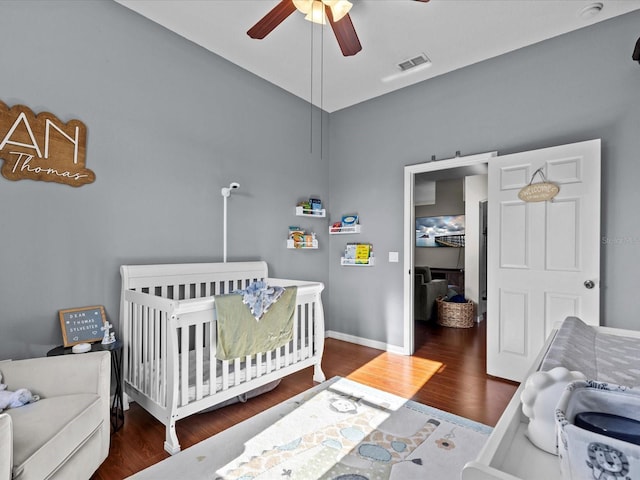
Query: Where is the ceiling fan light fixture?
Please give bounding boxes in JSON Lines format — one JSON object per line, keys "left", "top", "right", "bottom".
{"left": 324, "top": 0, "right": 353, "bottom": 22}
{"left": 294, "top": 0, "right": 352, "bottom": 25}
{"left": 292, "top": 0, "right": 313, "bottom": 15}
{"left": 249, "top": 0, "right": 361, "bottom": 56}
{"left": 304, "top": 2, "right": 327, "bottom": 24}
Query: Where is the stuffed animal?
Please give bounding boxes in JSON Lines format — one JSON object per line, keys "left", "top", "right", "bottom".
{"left": 0, "top": 374, "right": 40, "bottom": 412}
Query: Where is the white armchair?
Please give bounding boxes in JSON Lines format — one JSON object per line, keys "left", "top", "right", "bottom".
{"left": 0, "top": 351, "right": 110, "bottom": 480}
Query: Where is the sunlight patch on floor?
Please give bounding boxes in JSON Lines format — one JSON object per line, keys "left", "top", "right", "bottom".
{"left": 346, "top": 352, "right": 444, "bottom": 398}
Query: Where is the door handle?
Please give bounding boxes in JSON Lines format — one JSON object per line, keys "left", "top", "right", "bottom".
{"left": 584, "top": 280, "right": 596, "bottom": 289}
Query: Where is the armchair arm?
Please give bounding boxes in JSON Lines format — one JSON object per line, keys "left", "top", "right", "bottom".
{"left": 414, "top": 274, "right": 427, "bottom": 320}
{"left": 425, "top": 279, "right": 448, "bottom": 299}
{"left": 0, "top": 351, "right": 110, "bottom": 399}
{"left": 0, "top": 413, "right": 12, "bottom": 480}
{"left": 415, "top": 274, "right": 447, "bottom": 322}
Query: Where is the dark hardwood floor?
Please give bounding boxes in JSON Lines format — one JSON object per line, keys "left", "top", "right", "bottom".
{"left": 94, "top": 320, "right": 518, "bottom": 479}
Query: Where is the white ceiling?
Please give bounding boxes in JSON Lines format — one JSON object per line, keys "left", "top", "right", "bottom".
{"left": 115, "top": 0, "right": 640, "bottom": 112}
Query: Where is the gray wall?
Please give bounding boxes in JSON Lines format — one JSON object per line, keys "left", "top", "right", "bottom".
{"left": 328, "top": 10, "right": 640, "bottom": 347}
{"left": 0, "top": 0, "right": 329, "bottom": 359}
{"left": 2, "top": 1, "right": 639, "bottom": 359}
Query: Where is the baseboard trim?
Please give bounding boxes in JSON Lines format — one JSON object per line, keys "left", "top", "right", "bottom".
{"left": 325, "top": 330, "right": 405, "bottom": 355}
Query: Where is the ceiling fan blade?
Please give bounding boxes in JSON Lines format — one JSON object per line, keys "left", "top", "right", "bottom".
{"left": 414, "top": 0, "right": 430, "bottom": 2}
{"left": 326, "top": 9, "right": 362, "bottom": 57}
{"left": 247, "top": 0, "right": 297, "bottom": 39}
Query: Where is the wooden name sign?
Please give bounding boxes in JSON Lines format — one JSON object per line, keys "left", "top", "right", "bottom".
{"left": 0, "top": 101, "right": 95, "bottom": 187}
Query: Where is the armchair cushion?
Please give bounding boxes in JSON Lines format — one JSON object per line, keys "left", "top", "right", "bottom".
{"left": 0, "top": 351, "right": 110, "bottom": 480}
{"left": 9, "top": 394, "right": 102, "bottom": 480}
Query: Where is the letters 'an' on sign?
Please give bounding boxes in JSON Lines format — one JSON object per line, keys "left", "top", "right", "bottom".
{"left": 0, "top": 101, "right": 95, "bottom": 187}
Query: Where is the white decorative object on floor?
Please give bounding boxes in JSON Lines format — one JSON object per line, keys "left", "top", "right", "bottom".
{"left": 520, "top": 366, "right": 586, "bottom": 454}
{"left": 119, "top": 261, "right": 326, "bottom": 455}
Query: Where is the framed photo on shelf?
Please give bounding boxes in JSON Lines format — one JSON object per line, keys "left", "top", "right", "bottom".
{"left": 58, "top": 305, "right": 107, "bottom": 347}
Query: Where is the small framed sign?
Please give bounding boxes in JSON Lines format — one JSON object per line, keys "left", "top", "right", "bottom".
{"left": 518, "top": 167, "right": 559, "bottom": 203}
{"left": 59, "top": 305, "right": 106, "bottom": 347}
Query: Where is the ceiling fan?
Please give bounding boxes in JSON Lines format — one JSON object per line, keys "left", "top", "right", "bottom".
{"left": 247, "top": 0, "right": 430, "bottom": 57}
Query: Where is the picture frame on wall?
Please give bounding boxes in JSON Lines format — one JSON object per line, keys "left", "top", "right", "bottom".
{"left": 415, "top": 214, "right": 466, "bottom": 248}
{"left": 58, "top": 305, "right": 107, "bottom": 347}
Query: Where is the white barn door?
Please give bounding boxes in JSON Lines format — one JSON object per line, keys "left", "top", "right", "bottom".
{"left": 487, "top": 139, "right": 601, "bottom": 382}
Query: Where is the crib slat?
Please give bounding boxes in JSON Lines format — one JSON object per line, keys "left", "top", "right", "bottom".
{"left": 292, "top": 305, "right": 299, "bottom": 364}
{"left": 300, "top": 303, "right": 307, "bottom": 360}
{"left": 151, "top": 306, "right": 158, "bottom": 398}
{"left": 195, "top": 324, "right": 204, "bottom": 401}
{"left": 160, "top": 310, "right": 167, "bottom": 406}
{"left": 143, "top": 305, "right": 150, "bottom": 396}
{"left": 128, "top": 302, "right": 134, "bottom": 388}
{"left": 180, "top": 324, "right": 189, "bottom": 407}
{"left": 131, "top": 303, "right": 137, "bottom": 389}
{"left": 125, "top": 301, "right": 134, "bottom": 387}
{"left": 140, "top": 305, "right": 147, "bottom": 395}
{"left": 234, "top": 358, "right": 241, "bottom": 386}
{"left": 246, "top": 355, "right": 253, "bottom": 380}
{"left": 209, "top": 320, "right": 216, "bottom": 396}
{"left": 306, "top": 303, "right": 312, "bottom": 359}
{"left": 222, "top": 360, "right": 229, "bottom": 390}
{"left": 207, "top": 282, "right": 215, "bottom": 396}
{"left": 288, "top": 341, "right": 292, "bottom": 365}
{"left": 134, "top": 303, "right": 143, "bottom": 388}
{"left": 266, "top": 350, "right": 272, "bottom": 374}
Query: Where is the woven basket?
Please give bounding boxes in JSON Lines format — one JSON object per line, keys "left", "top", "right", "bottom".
{"left": 436, "top": 296, "right": 475, "bottom": 328}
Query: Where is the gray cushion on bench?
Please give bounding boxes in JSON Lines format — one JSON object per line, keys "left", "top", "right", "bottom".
{"left": 540, "top": 316, "right": 640, "bottom": 386}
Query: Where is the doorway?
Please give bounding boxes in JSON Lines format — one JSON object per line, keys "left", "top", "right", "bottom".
{"left": 403, "top": 152, "right": 497, "bottom": 355}
{"left": 404, "top": 140, "right": 601, "bottom": 382}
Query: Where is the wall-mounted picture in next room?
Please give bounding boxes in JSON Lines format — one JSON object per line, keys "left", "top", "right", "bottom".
{"left": 416, "top": 215, "right": 465, "bottom": 247}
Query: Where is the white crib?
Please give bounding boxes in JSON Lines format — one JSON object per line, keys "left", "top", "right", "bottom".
{"left": 119, "top": 261, "right": 326, "bottom": 455}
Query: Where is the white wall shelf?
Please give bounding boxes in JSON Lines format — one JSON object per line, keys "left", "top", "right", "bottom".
{"left": 341, "top": 257, "right": 375, "bottom": 266}
{"left": 287, "top": 238, "right": 318, "bottom": 249}
{"left": 296, "top": 206, "right": 326, "bottom": 218}
{"left": 330, "top": 224, "right": 361, "bottom": 235}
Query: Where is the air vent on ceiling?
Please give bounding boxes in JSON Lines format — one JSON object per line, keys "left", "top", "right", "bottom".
{"left": 398, "top": 54, "right": 431, "bottom": 71}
